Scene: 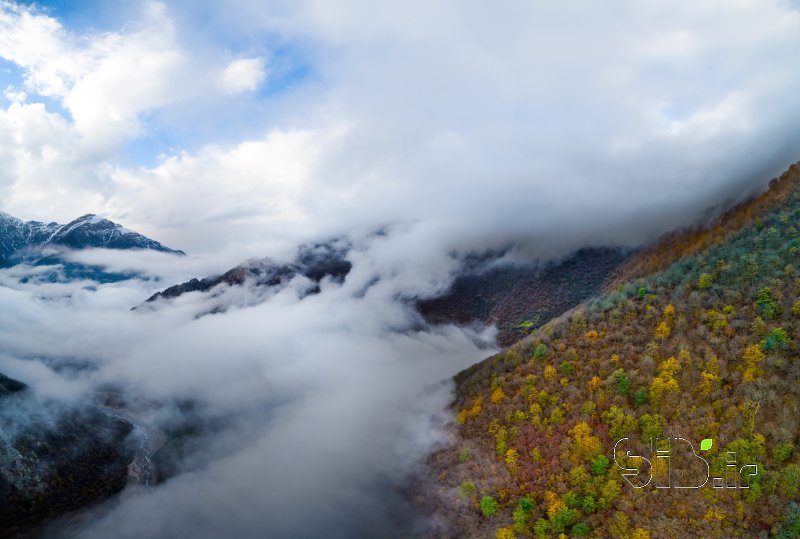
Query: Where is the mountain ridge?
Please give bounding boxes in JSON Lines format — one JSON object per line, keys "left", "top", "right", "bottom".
{"left": 0, "top": 211, "right": 183, "bottom": 268}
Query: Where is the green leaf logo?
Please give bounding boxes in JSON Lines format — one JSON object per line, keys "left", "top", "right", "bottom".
{"left": 700, "top": 438, "right": 713, "bottom": 451}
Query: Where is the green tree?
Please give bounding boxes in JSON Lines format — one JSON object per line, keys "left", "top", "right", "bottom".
{"left": 639, "top": 414, "right": 664, "bottom": 442}
{"left": 532, "top": 518, "right": 550, "bottom": 538}
{"left": 572, "top": 522, "right": 591, "bottom": 536}
{"left": 781, "top": 464, "right": 800, "bottom": 498}
{"left": 773, "top": 442, "right": 795, "bottom": 463}
{"left": 614, "top": 369, "right": 630, "bottom": 396}
{"left": 480, "top": 495, "right": 499, "bottom": 517}
{"left": 602, "top": 406, "right": 638, "bottom": 439}
{"left": 763, "top": 327, "right": 790, "bottom": 351}
{"left": 590, "top": 454, "right": 609, "bottom": 476}
{"left": 756, "top": 288, "right": 779, "bottom": 319}
{"left": 550, "top": 508, "right": 578, "bottom": 533}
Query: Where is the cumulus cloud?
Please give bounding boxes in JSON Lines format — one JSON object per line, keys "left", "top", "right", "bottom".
{"left": 216, "top": 57, "right": 266, "bottom": 94}
{"left": 0, "top": 1, "right": 190, "bottom": 149}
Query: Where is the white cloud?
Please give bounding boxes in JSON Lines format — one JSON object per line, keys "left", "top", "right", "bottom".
{"left": 0, "top": 236, "right": 491, "bottom": 537}
{"left": 216, "top": 57, "right": 266, "bottom": 94}
{"left": 0, "top": 0, "right": 798, "bottom": 260}
{"left": 0, "top": 1, "right": 191, "bottom": 150}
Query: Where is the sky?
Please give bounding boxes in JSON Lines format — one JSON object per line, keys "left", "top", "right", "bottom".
{"left": 2, "top": 1, "right": 800, "bottom": 538}
{"left": 1, "top": 0, "right": 800, "bottom": 267}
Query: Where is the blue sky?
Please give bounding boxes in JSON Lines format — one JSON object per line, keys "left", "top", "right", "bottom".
{"left": 3, "top": 1, "right": 315, "bottom": 168}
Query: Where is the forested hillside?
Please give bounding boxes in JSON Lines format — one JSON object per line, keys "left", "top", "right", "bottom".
{"left": 425, "top": 163, "right": 800, "bottom": 538}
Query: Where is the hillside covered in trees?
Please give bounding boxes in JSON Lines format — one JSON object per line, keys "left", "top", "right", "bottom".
{"left": 424, "top": 163, "right": 800, "bottom": 538}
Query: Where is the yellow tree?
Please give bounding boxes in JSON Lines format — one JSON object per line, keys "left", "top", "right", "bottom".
{"left": 650, "top": 356, "right": 680, "bottom": 405}
{"left": 742, "top": 344, "right": 765, "bottom": 382}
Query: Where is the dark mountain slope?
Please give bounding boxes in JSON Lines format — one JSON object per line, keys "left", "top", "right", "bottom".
{"left": 0, "top": 373, "right": 133, "bottom": 538}
{"left": 423, "top": 162, "right": 800, "bottom": 538}
{"left": 418, "top": 248, "right": 630, "bottom": 347}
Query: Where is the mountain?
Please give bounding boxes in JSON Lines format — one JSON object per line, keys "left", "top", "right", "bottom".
{"left": 144, "top": 237, "right": 630, "bottom": 345}
{"left": 0, "top": 212, "right": 182, "bottom": 268}
{"left": 422, "top": 162, "right": 800, "bottom": 538}
{"left": 418, "top": 248, "right": 630, "bottom": 347}
{"left": 140, "top": 239, "right": 352, "bottom": 311}
{"left": 0, "top": 372, "right": 133, "bottom": 537}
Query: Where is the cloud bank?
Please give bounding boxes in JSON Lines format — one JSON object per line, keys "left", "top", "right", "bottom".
{"left": 0, "top": 0, "right": 798, "bottom": 261}
{"left": 0, "top": 236, "right": 492, "bottom": 538}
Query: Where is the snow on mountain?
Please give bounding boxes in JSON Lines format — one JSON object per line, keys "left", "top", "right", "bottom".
{"left": 0, "top": 212, "right": 182, "bottom": 267}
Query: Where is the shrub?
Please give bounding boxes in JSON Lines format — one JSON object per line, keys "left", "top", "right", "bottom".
{"left": 698, "top": 273, "right": 714, "bottom": 289}
{"left": 460, "top": 480, "right": 476, "bottom": 498}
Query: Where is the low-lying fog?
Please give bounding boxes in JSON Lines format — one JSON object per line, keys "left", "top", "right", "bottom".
{"left": 0, "top": 228, "right": 494, "bottom": 538}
